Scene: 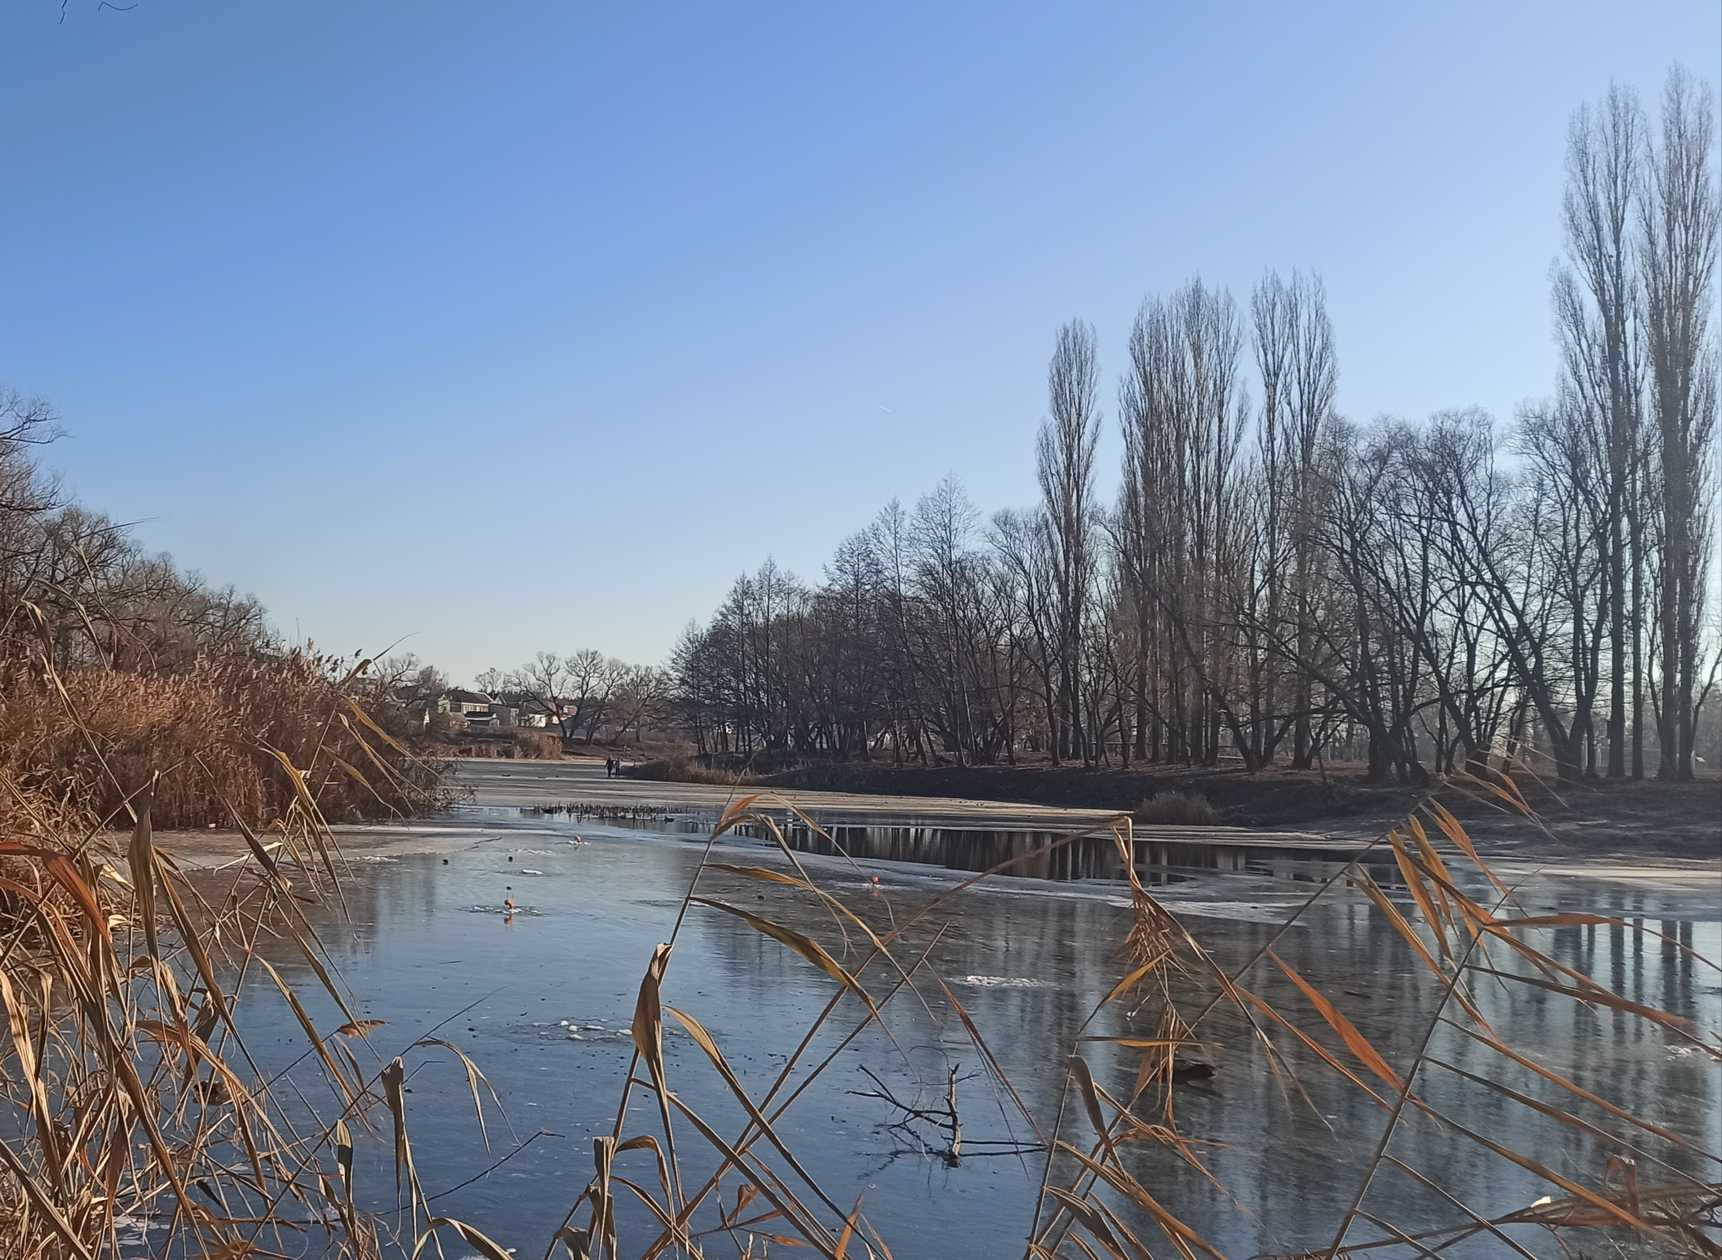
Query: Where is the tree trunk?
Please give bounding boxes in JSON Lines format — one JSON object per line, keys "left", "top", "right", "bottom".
{"left": 1658, "top": 505, "right": 1681, "bottom": 779}
{"left": 1629, "top": 480, "right": 1646, "bottom": 778}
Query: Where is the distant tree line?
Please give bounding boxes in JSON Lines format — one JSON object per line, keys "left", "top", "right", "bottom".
{"left": 0, "top": 390, "right": 270, "bottom": 671}
{"left": 669, "top": 69, "right": 1720, "bottom": 784}
{"left": 470, "top": 651, "right": 671, "bottom": 744}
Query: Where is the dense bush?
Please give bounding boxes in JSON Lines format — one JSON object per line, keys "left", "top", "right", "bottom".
{"left": 510, "top": 729, "right": 562, "bottom": 759}
{"left": 625, "top": 756, "right": 756, "bottom": 787}
{"left": 1132, "top": 790, "right": 1219, "bottom": 826}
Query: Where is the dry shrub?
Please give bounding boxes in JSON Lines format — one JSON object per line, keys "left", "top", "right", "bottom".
{"left": 0, "top": 768, "right": 95, "bottom": 929}
{"left": 512, "top": 728, "right": 562, "bottom": 759}
{"left": 0, "top": 765, "right": 93, "bottom": 842}
{"left": 626, "top": 755, "right": 756, "bottom": 786}
{"left": 0, "top": 651, "right": 447, "bottom": 830}
{"left": 429, "top": 726, "right": 561, "bottom": 760}
{"left": 1133, "top": 789, "right": 1218, "bottom": 826}
{"left": 443, "top": 738, "right": 511, "bottom": 758}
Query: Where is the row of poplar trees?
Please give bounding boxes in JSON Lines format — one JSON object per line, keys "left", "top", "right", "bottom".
{"left": 670, "top": 69, "right": 1718, "bottom": 784}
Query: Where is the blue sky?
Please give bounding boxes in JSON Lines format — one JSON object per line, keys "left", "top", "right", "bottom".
{"left": 1, "top": 2, "right": 1714, "bottom": 683}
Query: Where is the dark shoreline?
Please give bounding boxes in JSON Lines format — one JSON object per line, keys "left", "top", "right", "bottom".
{"left": 669, "top": 759, "right": 1722, "bottom": 862}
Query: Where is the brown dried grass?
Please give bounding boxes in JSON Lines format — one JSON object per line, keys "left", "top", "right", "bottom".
{"left": 628, "top": 756, "right": 758, "bottom": 787}
{"left": 0, "top": 651, "right": 448, "bottom": 830}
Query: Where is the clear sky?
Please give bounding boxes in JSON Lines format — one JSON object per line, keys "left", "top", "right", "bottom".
{"left": 2, "top": 2, "right": 1715, "bottom": 683}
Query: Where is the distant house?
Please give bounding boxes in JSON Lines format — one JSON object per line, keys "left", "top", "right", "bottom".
{"left": 437, "top": 689, "right": 501, "bottom": 730}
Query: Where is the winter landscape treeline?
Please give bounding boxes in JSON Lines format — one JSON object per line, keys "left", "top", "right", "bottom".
{"left": 669, "top": 70, "right": 1720, "bottom": 784}
{"left": 5, "top": 70, "right": 1715, "bottom": 796}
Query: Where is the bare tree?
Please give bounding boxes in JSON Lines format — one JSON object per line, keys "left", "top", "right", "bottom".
{"left": 1641, "top": 66, "right": 1719, "bottom": 780}
{"left": 991, "top": 508, "right": 1060, "bottom": 759}
{"left": 1560, "top": 81, "right": 1646, "bottom": 777}
{"left": 910, "top": 475, "right": 983, "bottom": 764}
{"left": 611, "top": 665, "right": 671, "bottom": 742}
{"left": 1037, "top": 320, "right": 1101, "bottom": 763}
{"left": 1250, "top": 271, "right": 1294, "bottom": 764}
{"left": 508, "top": 651, "right": 577, "bottom": 737}
{"left": 1284, "top": 271, "right": 1338, "bottom": 766}
{"left": 576, "top": 655, "right": 631, "bottom": 743}
{"left": 376, "top": 653, "right": 448, "bottom": 708}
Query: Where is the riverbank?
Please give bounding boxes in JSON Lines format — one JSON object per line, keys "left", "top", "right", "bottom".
{"left": 628, "top": 757, "right": 1722, "bottom": 861}
{"left": 154, "top": 756, "right": 1720, "bottom": 888}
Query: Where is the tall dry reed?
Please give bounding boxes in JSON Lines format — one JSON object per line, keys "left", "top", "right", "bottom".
{"left": 0, "top": 650, "right": 448, "bottom": 830}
